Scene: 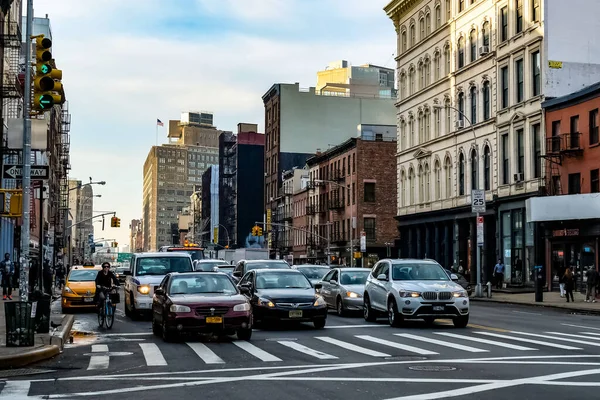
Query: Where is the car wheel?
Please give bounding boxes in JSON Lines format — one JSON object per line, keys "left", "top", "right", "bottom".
{"left": 453, "top": 314, "right": 469, "bottom": 328}
{"left": 388, "top": 298, "right": 403, "bottom": 328}
{"left": 363, "top": 295, "right": 377, "bottom": 322}
{"left": 129, "top": 294, "right": 138, "bottom": 320}
{"left": 124, "top": 293, "right": 131, "bottom": 317}
{"left": 313, "top": 318, "right": 326, "bottom": 329}
{"left": 152, "top": 316, "right": 161, "bottom": 336}
{"left": 237, "top": 327, "right": 252, "bottom": 341}
{"left": 162, "top": 320, "right": 176, "bottom": 342}
{"left": 336, "top": 297, "right": 346, "bottom": 317}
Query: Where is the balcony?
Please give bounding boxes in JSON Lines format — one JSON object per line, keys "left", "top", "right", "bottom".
{"left": 330, "top": 169, "right": 344, "bottom": 181}
{"left": 328, "top": 197, "right": 344, "bottom": 210}
{"left": 545, "top": 133, "right": 583, "bottom": 156}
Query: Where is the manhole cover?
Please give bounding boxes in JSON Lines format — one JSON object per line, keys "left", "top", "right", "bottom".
{"left": 385, "top": 356, "right": 428, "bottom": 361}
{"left": 0, "top": 369, "right": 54, "bottom": 378}
{"left": 409, "top": 366, "right": 456, "bottom": 371}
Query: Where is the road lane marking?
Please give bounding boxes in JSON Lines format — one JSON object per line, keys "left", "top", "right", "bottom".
{"left": 512, "top": 310, "right": 542, "bottom": 315}
{"left": 355, "top": 335, "right": 438, "bottom": 355}
{"left": 98, "top": 332, "right": 153, "bottom": 336}
{"left": 139, "top": 343, "right": 167, "bottom": 366}
{"left": 323, "top": 324, "right": 385, "bottom": 329}
{"left": 581, "top": 332, "right": 600, "bottom": 336}
{"left": 186, "top": 343, "right": 225, "bottom": 364}
{"left": 315, "top": 336, "right": 391, "bottom": 357}
{"left": 232, "top": 341, "right": 282, "bottom": 362}
{"left": 0, "top": 381, "right": 36, "bottom": 400}
{"left": 394, "top": 333, "right": 488, "bottom": 353}
{"left": 277, "top": 340, "right": 338, "bottom": 359}
{"left": 475, "top": 332, "right": 582, "bottom": 350}
{"left": 548, "top": 331, "right": 600, "bottom": 341}
{"left": 433, "top": 332, "right": 537, "bottom": 351}
{"left": 435, "top": 322, "right": 509, "bottom": 332}
{"left": 88, "top": 344, "right": 110, "bottom": 370}
{"left": 561, "top": 323, "right": 600, "bottom": 331}
{"left": 511, "top": 331, "right": 600, "bottom": 347}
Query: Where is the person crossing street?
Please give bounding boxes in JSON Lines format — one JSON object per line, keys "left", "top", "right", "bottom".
{"left": 1, "top": 253, "right": 14, "bottom": 300}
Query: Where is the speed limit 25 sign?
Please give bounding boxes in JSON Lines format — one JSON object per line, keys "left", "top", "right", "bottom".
{"left": 471, "top": 189, "right": 486, "bottom": 213}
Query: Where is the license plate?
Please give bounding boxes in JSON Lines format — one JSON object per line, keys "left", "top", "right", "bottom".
{"left": 206, "top": 316, "right": 223, "bottom": 323}
{"left": 84, "top": 297, "right": 94, "bottom": 303}
{"left": 289, "top": 310, "right": 303, "bottom": 318}
{"left": 433, "top": 305, "right": 444, "bottom": 311}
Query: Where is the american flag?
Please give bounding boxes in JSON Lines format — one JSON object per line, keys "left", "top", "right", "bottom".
{"left": 156, "top": 119, "right": 164, "bottom": 127}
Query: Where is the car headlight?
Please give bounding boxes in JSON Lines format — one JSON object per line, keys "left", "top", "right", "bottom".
{"left": 399, "top": 291, "right": 421, "bottom": 298}
{"left": 453, "top": 290, "right": 468, "bottom": 298}
{"left": 63, "top": 286, "right": 73, "bottom": 294}
{"left": 258, "top": 298, "right": 275, "bottom": 307}
{"left": 313, "top": 296, "right": 327, "bottom": 306}
{"left": 137, "top": 285, "right": 150, "bottom": 295}
{"left": 170, "top": 304, "right": 191, "bottom": 313}
{"left": 346, "top": 291, "right": 360, "bottom": 298}
{"left": 233, "top": 303, "right": 251, "bottom": 312}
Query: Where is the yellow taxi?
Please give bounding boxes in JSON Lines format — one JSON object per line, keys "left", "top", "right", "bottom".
{"left": 61, "top": 265, "right": 102, "bottom": 312}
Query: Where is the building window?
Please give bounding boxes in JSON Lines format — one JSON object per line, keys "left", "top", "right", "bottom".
{"left": 470, "top": 30, "right": 477, "bottom": 62}
{"left": 425, "top": 164, "right": 431, "bottom": 202}
{"left": 409, "top": 169, "right": 415, "bottom": 204}
{"left": 484, "top": 145, "right": 491, "bottom": 190}
{"left": 500, "top": 6, "right": 508, "bottom": 42}
{"left": 482, "top": 21, "right": 490, "bottom": 47}
{"left": 568, "top": 173, "right": 581, "bottom": 194}
{"left": 532, "top": 123, "right": 541, "bottom": 179}
{"left": 444, "top": 46, "right": 451, "bottom": 74}
{"left": 471, "top": 149, "right": 478, "bottom": 191}
{"left": 501, "top": 66, "right": 509, "bottom": 109}
{"left": 516, "top": 0, "right": 523, "bottom": 33}
{"left": 434, "top": 54, "right": 440, "bottom": 81}
{"left": 532, "top": 51, "right": 541, "bottom": 96}
{"left": 410, "top": 25, "right": 416, "bottom": 46}
{"left": 425, "top": 109, "right": 431, "bottom": 141}
{"left": 591, "top": 169, "right": 599, "bottom": 193}
{"left": 502, "top": 133, "right": 510, "bottom": 184}
{"left": 352, "top": 182, "right": 355, "bottom": 204}
{"left": 459, "top": 0, "right": 465, "bottom": 12}
{"left": 470, "top": 86, "right": 477, "bottom": 125}
{"left": 401, "top": 31, "right": 407, "bottom": 53}
{"left": 590, "top": 109, "right": 599, "bottom": 145}
{"left": 400, "top": 120, "right": 407, "bottom": 150}
{"left": 364, "top": 182, "right": 376, "bottom": 202}
{"left": 532, "top": 0, "right": 541, "bottom": 22}
{"left": 458, "top": 92, "right": 465, "bottom": 121}
{"left": 435, "top": 5, "right": 441, "bottom": 29}
{"left": 434, "top": 108, "right": 441, "bottom": 137}
{"left": 425, "top": 60, "right": 431, "bottom": 86}
{"left": 515, "top": 59, "right": 524, "bottom": 103}
{"left": 483, "top": 81, "right": 490, "bottom": 120}
{"left": 419, "top": 166, "right": 424, "bottom": 203}
{"left": 551, "top": 120, "right": 561, "bottom": 152}
{"left": 435, "top": 161, "right": 441, "bottom": 200}
{"left": 458, "top": 37, "right": 465, "bottom": 68}
{"left": 445, "top": 100, "right": 452, "bottom": 133}
{"left": 364, "top": 218, "right": 376, "bottom": 242}
{"left": 409, "top": 69, "right": 415, "bottom": 94}
{"left": 352, "top": 153, "right": 355, "bottom": 173}
{"left": 400, "top": 172, "right": 406, "bottom": 207}
{"left": 418, "top": 112, "right": 425, "bottom": 143}
{"left": 516, "top": 128, "right": 524, "bottom": 175}
{"left": 426, "top": 13, "right": 431, "bottom": 35}
{"left": 400, "top": 73, "right": 406, "bottom": 99}
{"left": 445, "top": 157, "right": 452, "bottom": 198}
{"left": 420, "top": 18, "right": 425, "bottom": 40}
{"left": 458, "top": 153, "right": 465, "bottom": 195}
{"left": 418, "top": 64, "right": 424, "bottom": 90}
{"left": 571, "top": 115, "right": 579, "bottom": 133}
{"left": 409, "top": 118, "right": 415, "bottom": 148}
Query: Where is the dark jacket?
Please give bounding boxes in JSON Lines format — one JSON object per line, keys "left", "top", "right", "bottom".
{"left": 586, "top": 268, "right": 599, "bottom": 286}
{"left": 95, "top": 271, "right": 120, "bottom": 288}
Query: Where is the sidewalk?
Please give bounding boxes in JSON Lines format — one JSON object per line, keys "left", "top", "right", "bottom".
{"left": 471, "top": 290, "right": 600, "bottom": 314}
{"left": 0, "top": 289, "right": 74, "bottom": 369}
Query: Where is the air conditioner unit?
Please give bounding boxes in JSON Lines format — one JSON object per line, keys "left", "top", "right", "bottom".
{"left": 455, "top": 120, "right": 465, "bottom": 129}
{"left": 513, "top": 172, "right": 524, "bottom": 182}
{"left": 479, "top": 46, "right": 490, "bottom": 55}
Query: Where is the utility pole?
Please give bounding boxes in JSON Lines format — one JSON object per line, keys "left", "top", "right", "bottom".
{"left": 19, "top": 0, "right": 34, "bottom": 301}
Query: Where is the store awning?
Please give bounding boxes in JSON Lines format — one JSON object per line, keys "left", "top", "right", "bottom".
{"left": 526, "top": 194, "right": 600, "bottom": 222}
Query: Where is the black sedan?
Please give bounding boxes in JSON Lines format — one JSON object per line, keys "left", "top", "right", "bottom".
{"left": 238, "top": 269, "right": 328, "bottom": 329}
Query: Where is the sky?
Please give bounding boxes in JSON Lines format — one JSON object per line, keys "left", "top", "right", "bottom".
{"left": 29, "top": 0, "right": 396, "bottom": 249}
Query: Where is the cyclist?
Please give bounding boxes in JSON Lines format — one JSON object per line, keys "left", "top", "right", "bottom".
{"left": 94, "top": 262, "right": 120, "bottom": 310}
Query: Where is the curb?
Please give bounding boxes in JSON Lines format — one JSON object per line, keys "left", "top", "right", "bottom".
{"left": 50, "top": 314, "right": 75, "bottom": 350}
{"left": 470, "top": 297, "right": 600, "bottom": 315}
{"left": 0, "top": 344, "right": 60, "bottom": 369}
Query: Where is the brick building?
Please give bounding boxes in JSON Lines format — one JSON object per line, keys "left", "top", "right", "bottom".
{"left": 528, "top": 82, "right": 600, "bottom": 289}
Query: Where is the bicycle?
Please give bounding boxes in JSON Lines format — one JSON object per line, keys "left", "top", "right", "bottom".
{"left": 97, "top": 286, "right": 118, "bottom": 329}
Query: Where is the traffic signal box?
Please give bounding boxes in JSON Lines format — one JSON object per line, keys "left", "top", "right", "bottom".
{"left": 251, "top": 225, "right": 263, "bottom": 236}
{"left": 110, "top": 217, "right": 121, "bottom": 228}
{"left": 33, "top": 35, "right": 64, "bottom": 111}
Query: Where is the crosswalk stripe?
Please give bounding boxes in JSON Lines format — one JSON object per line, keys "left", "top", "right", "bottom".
{"left": 355, "top": 335, "right": 439, "bottom": 355}
{"left": 548, "top": 332, "right": 600, "bottom": 341}
{"left": 581, "top": 332, "right": 600, "bottom": 337}
{"left": 88, "top": 344, "right": 110, "bottom": 370}
{"left": 434, "top": 332, "right": 537, "bottom": 351}
{"left": 476, "top": 332, "right": 582, "bottom": 350}
{"left": 0, "top": 381, "right": 32, "bottom": 400}
{"left": 186, "top": 342, "right": 225, "bottom": 364}
{"left": 394, "top": 333, "right": 488, "bottom": 353}
{"left": 139, "top": 343, "right": 167, "bottom": 366}
{"left": 277, "top": 340, "right": 338, "bottom": 360}
{"left": 513, "top": 331, "right": 600, "bottom": 347}
{"left": 232, "top": 341, "right": 282, "bottom": 362}
{"left": 315, "top": 336, "right": 391, "bottom": 357}
{"left": 561, "top": 323, "right": 600, "bottom": 331}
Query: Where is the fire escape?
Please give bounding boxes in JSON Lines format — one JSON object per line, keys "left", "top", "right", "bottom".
{"left": 57, "top": 103, "right": 71, "bottom": 251}
{"left": 542, "top": 132, "right": 583, "bottom": 195}
{"left": 220, "top": 132, "right": 236, "bottom": 247}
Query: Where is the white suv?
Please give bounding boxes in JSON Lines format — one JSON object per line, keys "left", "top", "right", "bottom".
{"left": 363, "top": 259, "right": 469, "bottom": 328}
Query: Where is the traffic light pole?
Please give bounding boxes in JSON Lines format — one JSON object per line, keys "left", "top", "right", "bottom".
{"left": 19, "top": 0, "right": 34, "bottom": 302}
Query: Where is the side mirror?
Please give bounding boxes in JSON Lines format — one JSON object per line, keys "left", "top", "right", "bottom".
{"left": 314, "top": 283, "right": 323, "bottom": 290}
{"left": 233, "top": 270, "right": 242, "bottom": 277}
{"left": 239, "top": 286, "right": 251, "bottom": 295}
{"left": 329, "top": 279, "right": 338, "bottom": 285}
{"left": 155, "top": 288, "right": 164, "bottom": 296}
{"left": 377, "top": 274, "right": 388, "bottom": 281}
{"left": 123, "top": 270, "right": 132, "bottom": 276}
{"left": 450, "top": 274, "right": 459, "bottom": 281}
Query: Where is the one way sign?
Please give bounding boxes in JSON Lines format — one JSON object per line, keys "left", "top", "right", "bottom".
{"left": 2, "top": 164, "right": 49, "bottom": 180}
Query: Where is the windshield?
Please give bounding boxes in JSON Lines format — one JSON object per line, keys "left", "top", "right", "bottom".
{"left": 392, "top": 263, "right": 449, "bottom": 281}
{"left": 68, "top": 270, "right": 98, "bottom": 282}
{"left": 256, "top": 271, "right": 312, "bottom": 289}
{"left": 340, "top": 271, "right": 370, "bottom": 285}
{"left": 136, "top": 257, "right": 193, "bottom": 276}
{"left": 246, "top": 262, "right": 290, "bottom": 272}
{"left": 297, "top": 266, "right": 330, "bottom": 280}
{"left": 194, "top": 260, "right": 227, "bottom": 272}
{"left": 166, "top": 248, "right": 205, "bottom": 261}
{"left": 169, "top": 274, "right": 237, "bottom": 295}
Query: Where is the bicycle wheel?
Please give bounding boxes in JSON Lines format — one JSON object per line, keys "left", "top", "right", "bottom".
{"left": 97, "top": 301, "right": 106, "bottom": 328}
{"left": 106, "top": 302, "right": 115, "bottom": 329}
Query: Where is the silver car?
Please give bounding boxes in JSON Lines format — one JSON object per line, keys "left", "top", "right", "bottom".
{"left": 363, "top": 259, "right": 469, "bottom": 328}
{"left": 315, "top": 268, "right": 371, "bottom": 316}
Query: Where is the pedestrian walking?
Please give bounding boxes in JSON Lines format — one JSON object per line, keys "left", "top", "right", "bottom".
{"left": 558, "top": 265, "right": 566, "bottom": 298}
{"left": 585, "top": 267, "right": 598, "bottom": 303}
{"left": 563, "top": 266, "right": 575, "bottom": 303}
{"left": 493, "top": 259, "right": 505, "bottom": 289}
{"left": 1, "top": 252, "right": 14, "bottom": 300}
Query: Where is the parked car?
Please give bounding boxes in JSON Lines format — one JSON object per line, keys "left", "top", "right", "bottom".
{"left": 444, "top": 269, "right": 472, "bottom": 296}
{"left": 193, "top": 259, "right": 229, "bottom": 272}
{"left": 232, "top": 259, "right": 291, "bottom": 281}
{"left": 363, "top": 259, "right": 469, "bottom": 328}
{"left": 152, "top": 272, "right": 252, "bottom": 341}
{"left": 292, "top": 265, "right": 331, "bottom": 286}
{"left": 315, "top": 267, "right": 370, "bottom": 316}
{"left": 238, "top": 269, "right": 327, "bottom": 329}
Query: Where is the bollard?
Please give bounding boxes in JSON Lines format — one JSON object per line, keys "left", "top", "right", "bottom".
{"left": 486, "top": 281, "right": 492, "bottom": 298}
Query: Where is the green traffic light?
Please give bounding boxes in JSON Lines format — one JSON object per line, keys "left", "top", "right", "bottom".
{"left": 41, "top": 64, "right": 51, "bottom": 74}
{"left": 38, "top": 94, "right": 54, "bottom": 109}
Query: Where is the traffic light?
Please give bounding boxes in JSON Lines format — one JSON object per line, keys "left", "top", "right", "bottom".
{"left": 257, "top": 227, "right": 263, "bottom": 236}
{"left": 110, "top": 217, "right": 117, "bottom": 228}
{"left": 116, "top": 217, "right": 121, "bottom": 228}
{"left": 33, "top": 35, "right": 63, "bottom": 111}
{"left": 252, "top": 226, "right": 259, "bottom": 236}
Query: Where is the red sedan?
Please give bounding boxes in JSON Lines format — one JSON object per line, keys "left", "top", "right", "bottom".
{"left": 152, "top": 272, "right": 252, "bottom": 341}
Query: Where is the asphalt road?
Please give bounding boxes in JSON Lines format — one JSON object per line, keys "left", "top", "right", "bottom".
{"left": 1, "top": 295, "right": 600, "bottom": 400}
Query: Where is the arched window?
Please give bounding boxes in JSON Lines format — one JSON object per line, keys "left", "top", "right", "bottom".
{"left": 425, "top": 13, "right": 431, "bottom": 35}
{"left": 470, "top": 30, "right": 477, "bottom": 62}
{"left": 400, "top": 170, "right": 406, "bottom": 207}
{"left": 444, "top": 45, "right": 451, "bottom": 74}
{"left": 458, "top": 152, "right": 465, "bottom": 195}
{"left": 418, "top": 165, "right": 424, "bottom": 203}
{"left": 425, "top": 60, "right": 431, "bottom": 86}
{"left": 401, "top": 31, "right": 407, "bottom": 53}
{"left": 409, "top": 68, "right": 415, "bottom": 94}
{"left": 409, "top": 168, "right": 416, "bottom": 204}
{"left": 418, "top": 64, "right": 424, "bottom": 90}
{"left": 458, "top": 92, "right": 465, "bottom": 122}
{"left": 457, "top": 37, "right": 465, "bottom": 68}
{"left": 434, "top": 107, "right": 441, "bottom": 137}
{"left": 483, "top": 145, "right": 491, "bottom": 190}
{"left": 435, "top": 5, "right": 441, "bottom": 29}
{"left": 425, "top": 109, "right": 431, "bottom": 142}
{"left": 409, "top": 117, "right": 415, "bottom": 148}
{"left": 482, "top": 21, "right": 490, "bottom": 47}
{"left": 434, "top": 53, "right": 440, "bottom": 80}
{"left": 410, "top": 25, "right": 416, "bottom": 46}
{"left": 445, "top": 99, "right": 451, "bottom": 133}
{"left": 470, "top": 86, "right": 477, "bottom": 125}
{"left": 418, "top": 112, "right": 425, "bottom": 143}
{"left": 483, "top": 81, "right": 490, "bottom": 120}
{"left": 434, "top": 160, "right": 441, "bottom": 200}
{"left": 419, "top": 18, "right": 425, "bottom": 40}
{"left": 444, "top": 157, "right": 452, "bottom": 198}
{"left": 445, "top": 0, "right": 450, "bottom": 21}
{"left": 400, "top": 73, "right": 407, "bottom": 99}
{"left": 400, "top": 120, "right": 407, "bottom": 150}
{"left": 471, "top": 149, "right": 478, "bottom": 191}
{"left": 424, "top": 164, "right": 431, "bottom": 202}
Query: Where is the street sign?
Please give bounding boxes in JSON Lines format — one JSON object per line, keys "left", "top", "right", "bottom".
{"left": 471, "top": 189, "right": 486, "bottom": 213}
{"left": 2, "top": 164, "right": 49, "bottom": 180}
{"left": 476, "top": 216, "right": 484, "bottom": 246}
